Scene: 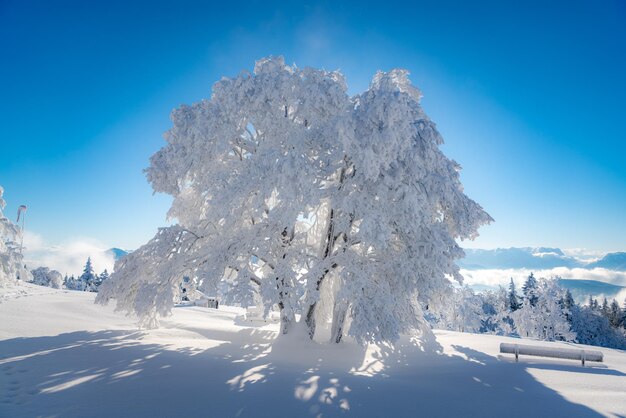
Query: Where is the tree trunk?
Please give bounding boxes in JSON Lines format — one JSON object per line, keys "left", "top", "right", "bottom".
{"left": 305, "top": 302, "right": 317, "bottom": 339}
{"left": 278, "top": 301, "right": 291, "bottom": 335}
{"left": 330, "top": 300, "right": 348, "bottom": 343}
{"left": 305, "top": 161, "right": 354, "bottom": 341}
{"left": 280, "top": 312, "right": 291, "bottom": 335}
{"left": 277, "top": 227, "right": 295, "bottom": 335}
{"left": 305, "top": 207, "right": 337, "bottom": 339}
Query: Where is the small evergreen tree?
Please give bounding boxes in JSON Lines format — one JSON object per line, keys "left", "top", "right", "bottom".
{"left": 522, "top": 273, "right": 539, "bottom": 307}
{"left": 561, "top": 289, "right": 575, "bottom": 323}
{"left": 508, "top": 278, "right": 520, "bottom": 312}
{"left": 608, "top": 299, "right": 622, "bottom": 328}
{"left": 601, "top": 297, "right": 609, "bottom": 318}
{"left": 622, "top": 299, "right": 626, "bottom": 331}
{"left": 96, "top": 269, "right": 109, "bottom": 289}
{"left": 64, "top": 274, "right": 85, "bottom": 291}
{"left": 80, "top": 257, "right": 98, "bottom": 292}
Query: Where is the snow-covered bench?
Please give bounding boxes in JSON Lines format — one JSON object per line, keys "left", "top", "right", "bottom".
{"left": 500, "top": 343, "right": 603, "bottom": 366}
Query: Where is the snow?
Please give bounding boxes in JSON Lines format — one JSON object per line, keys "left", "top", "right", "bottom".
{"left": 1, "top": 283, "right": 626, "bottom": 417}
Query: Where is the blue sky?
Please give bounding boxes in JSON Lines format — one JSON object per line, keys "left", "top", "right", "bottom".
{"left": 1, "top": 0, "right": 625, "bottom": 253}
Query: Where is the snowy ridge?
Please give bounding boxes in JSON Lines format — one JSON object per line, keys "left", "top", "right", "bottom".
{"left": 460, "top": 247, "right": 626, "bottom": 271}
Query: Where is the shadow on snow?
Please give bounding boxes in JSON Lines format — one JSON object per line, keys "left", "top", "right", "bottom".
{"left": 0, "top": 322, "right": 618, "bottom": 417}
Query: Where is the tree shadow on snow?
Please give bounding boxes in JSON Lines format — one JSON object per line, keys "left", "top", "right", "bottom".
{"left": 0, "top": 326, "right": 611, "bottom": 418}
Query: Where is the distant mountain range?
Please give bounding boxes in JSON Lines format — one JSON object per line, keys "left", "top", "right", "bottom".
{"left": 586, "top": 252, "right": 626, "bottom": 270}
{"left": 459, "top": 247, "right": 626, "bottom": 271}
{"left": 557, "top": 279, "right": 625, "bottom": 303}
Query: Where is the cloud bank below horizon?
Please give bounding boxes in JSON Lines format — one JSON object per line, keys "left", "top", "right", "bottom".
{"left": 460, "top": 267, "right": 626, "bottom": 288}
{"left": 22, "top": 231, "right": 115, "bottom": 276}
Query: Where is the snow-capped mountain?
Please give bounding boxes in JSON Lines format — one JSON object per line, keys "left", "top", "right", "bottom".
{"left": 105, "top": 248, "right": 129, "bottom": 261}
{"left": 458, "top": 247, "right": 582, "bottom": 270}
{"left": 460, "top": 247, "right": 625, "bottom": 271}
{"left": 587, "top": 252, "right": 626, "bottom": 270}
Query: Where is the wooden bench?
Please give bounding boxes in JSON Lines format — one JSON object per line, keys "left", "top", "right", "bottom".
{"left": 500, "top": 343, "right": 603, "bottom": 366}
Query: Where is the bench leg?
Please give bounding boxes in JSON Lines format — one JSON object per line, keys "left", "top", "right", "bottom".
{"left": 515, "top": 345, "right": 519, "bottom": 362}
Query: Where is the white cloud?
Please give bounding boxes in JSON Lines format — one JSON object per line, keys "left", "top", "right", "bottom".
{"left": 22, "top": 231, "right": 115, "bottom": 276}
{"left": 460, "top": 267, "right": 626, "bottom": 288}
{"left": 561, "top": 248, "right": 610, "bottom": 263}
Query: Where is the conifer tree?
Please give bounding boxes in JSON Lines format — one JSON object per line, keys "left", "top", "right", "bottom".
{"left": 601, "top": 297, "right": 609, "bottom": 318}
{"left": 561, "top": 289, "right": 575, "bottom": 323}
{"left": 507, "top": 278, "right": 520, "bottom": 311}
{"left": 80, "top": 257, "right": 98, "bottom": 292}
{"left": 522, "top": 273, "right": 538, "bottom": 307}
{"left": 97, "top": 269, "right": 109, "bottom": 288}
{"left": 608, "top": 299, "right": 622, "bottom": 328}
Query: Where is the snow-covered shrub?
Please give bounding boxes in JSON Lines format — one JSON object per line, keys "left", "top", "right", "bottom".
{"left": 31, "top": 267, "right": 63, "bottom": 289}
{"left": 427, "top": 286, "right": 514, "bottom": 335}
{"left": 64, "top": 274, "right": 86, "bottom": 291}
{"left": 570, "top": 304, "right": 626, "bottom": 349}
{"left": 511, "top": 277, "right": 575, "bottom": 342}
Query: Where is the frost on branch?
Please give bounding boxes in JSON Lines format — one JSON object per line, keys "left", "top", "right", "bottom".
{"left": 0, "top": 186, "right": 31, "bottom": 287}
{"left": 97, "top": 57, "right": 492, "bottom": 343}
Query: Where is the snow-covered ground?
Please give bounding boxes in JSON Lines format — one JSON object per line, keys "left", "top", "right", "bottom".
{"left": 1, "top": 283, "right": 625, "bottom": 417}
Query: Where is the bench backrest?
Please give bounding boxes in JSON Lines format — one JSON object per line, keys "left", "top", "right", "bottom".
{"left": 500, "top": 343, "right": 603, "bottom": 362}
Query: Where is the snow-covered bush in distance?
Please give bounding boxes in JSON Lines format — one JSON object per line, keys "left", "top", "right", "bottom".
{"left": 31, "top": 266, "right": 63, "bottom": 289}
{"left": 97, "top": 57, "right": 492, "bottom": 344}
{"left": 0, "top": 185, "right": 31, "bottom": 287}
{"left": 513, "top": 276, "right": 576, "bottom": 342}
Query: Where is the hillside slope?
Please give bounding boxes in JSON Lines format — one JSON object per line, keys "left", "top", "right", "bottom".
{"left": 1, "top": 283, "right": 625, "bottom": 417}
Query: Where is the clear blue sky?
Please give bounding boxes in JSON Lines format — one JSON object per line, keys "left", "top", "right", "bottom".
{"left": 1, "top": 0, "right": 625, "bottom": 252}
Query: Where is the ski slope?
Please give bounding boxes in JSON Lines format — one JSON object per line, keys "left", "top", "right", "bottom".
{"left": 1, "top": 282, "right": 625, "bottom": 417}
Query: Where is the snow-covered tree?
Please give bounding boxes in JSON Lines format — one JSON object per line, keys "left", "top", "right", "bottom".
{"left": 608, "top": 299, "right": 623, "bottom": 328}
{"left": 428, "top": 286, "right": 514, "bottom": 336}
{"left": 561, "top": 288, "right": 575, "bottom": 323}
{"left": 432, "top": 286, "right": 484, "bottom": 333}
{"left": 507, "top": 278, "right": 520, "bottom": 312}
{"left": 570, "top": 303, "right": 626, "bottom": 349}
{"left": 65, "top": 274, "right": 86, "bottom": 291}
{"left": 81, "top": 257, "right": 99, "bottom": 292}
{"left": 513, "top": 278, "right": 574, "bottom": 341}
{"left": 600, "top": 297, "right": 609, "bottom": 318}
{"left": 97, "top": 269, "right": 109, "bottom": 288}
{"left": 521, "top": 273, "right": 538, "bottom": 307}
{"left": 0, "top": 186, "right": 31, "bottom": 286}
{"left": 31, "top": 266, "right": 63, "bottom": 289}
{"left": 483, "top": 286, "right": 515, "bottom": 335}
{"left": 97, "top": 57, "right": 492, "bottom": 343}
{"left": 622, "top": 298, "right": 626, "bottom": 330}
